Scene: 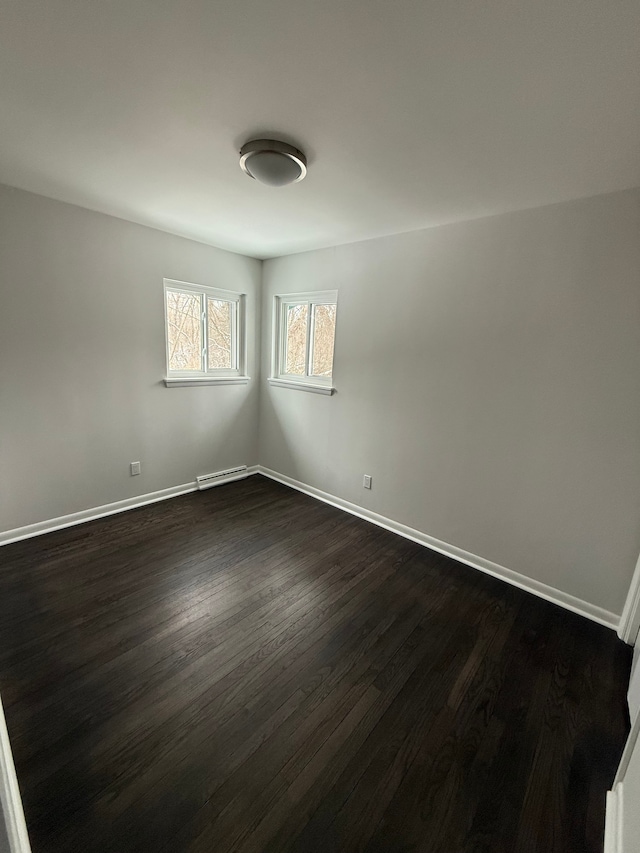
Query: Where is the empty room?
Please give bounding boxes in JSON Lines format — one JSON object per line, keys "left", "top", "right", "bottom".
{"left": 1, "top": 2, "right": 640, "bottom": 852}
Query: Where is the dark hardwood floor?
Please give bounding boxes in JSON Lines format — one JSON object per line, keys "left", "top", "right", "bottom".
{"left": 0, "top": 475, "right": 631, "bottom": 852}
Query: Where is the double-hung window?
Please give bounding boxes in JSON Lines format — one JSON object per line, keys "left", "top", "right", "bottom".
{"left": 163, "top": 279, "right": 247, "bottom": 386}
{"left": 270, "top": 291, "right": 337, "bottom": 394}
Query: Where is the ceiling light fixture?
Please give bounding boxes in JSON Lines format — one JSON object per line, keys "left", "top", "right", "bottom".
{"left": 239, "top": 139, "right": 307, "bottom": 187}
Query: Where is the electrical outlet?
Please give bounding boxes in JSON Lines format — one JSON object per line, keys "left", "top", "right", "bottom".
{"left": 363, "top": 474, "right": 372, "bottom": 489}
{"left": 130, "top": 461, "right": 141, "bottom": 476}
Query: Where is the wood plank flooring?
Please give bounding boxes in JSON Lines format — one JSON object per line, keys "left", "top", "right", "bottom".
{"left": 0, "top": 475, "right": 631, "bottom": 852}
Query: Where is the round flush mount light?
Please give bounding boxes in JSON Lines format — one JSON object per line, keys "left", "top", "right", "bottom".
{"left": 239, "top": 139, "right": 307, "bottom": 187}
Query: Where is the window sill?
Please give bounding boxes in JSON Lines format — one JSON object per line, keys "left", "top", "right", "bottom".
{"left": 267, "top": 378, "right": 335, "bottom": 396}
{"left": 164, "top": 376, "right": 250, "bottom": 388}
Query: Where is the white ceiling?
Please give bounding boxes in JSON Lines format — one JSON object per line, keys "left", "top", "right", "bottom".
{"left": 0, "top": 0, "right": 639, "bottom": 259}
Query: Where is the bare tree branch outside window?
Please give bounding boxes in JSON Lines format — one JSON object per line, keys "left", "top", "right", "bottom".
{"left": 311, "top": 304, "right": 336, "bottom": 376}
{"left": 166, "top": 291, "right": 202, "bottom": 370}
{"left": 165, "top": 284, "right": 244, "bottom": 378}
{"left": 285, "top": 304, "right": 308, "bottom": 375}
{"left": 281, "top": 299, "right": 336, "bottom": 379}
{"left": 207, "top": 298, "right": 233, "bottom": 369}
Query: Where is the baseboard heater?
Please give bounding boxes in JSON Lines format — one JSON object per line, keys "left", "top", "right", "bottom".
{"left": 196, "top": 465, "right": 248, "bottom": 491}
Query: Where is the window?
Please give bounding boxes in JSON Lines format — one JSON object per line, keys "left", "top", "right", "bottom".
{"left": 270, "top": 291, "right": 337, "bottom": 394}
{"left": 163, "top": 279, "right": 247, "bottom": 386}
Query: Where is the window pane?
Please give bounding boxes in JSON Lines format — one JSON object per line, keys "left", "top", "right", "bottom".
{"left": 285, "top": 304, "right": 308, "bottom": 375}
{"left": 166, "top": 291, "right": 202, "bottom": 371}
{"left": 207, "top": 298, "right": 233, "bottom": 370}
{"left": 311, "top": 303, "right": 336, "bottom": 377}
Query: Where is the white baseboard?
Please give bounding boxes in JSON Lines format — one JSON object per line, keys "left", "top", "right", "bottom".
{"left": 0, "top": 464, "right": 624, "bottom": 853}
{"left": 0, "top": 696, "right": 31, "bottom": 853}
{"left": 257, "top": 467, "right": 620, "bottom": 632}
{"left": 0, "top": 464, "right": 621, "bottom": 633}
{"left": 604, "top": 783, "right": 623, "bottom": 853}
{"left": 0, "top": 467, "right": 258, "bottom": 547}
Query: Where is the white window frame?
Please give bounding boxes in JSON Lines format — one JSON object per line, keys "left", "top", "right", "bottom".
{"left": 163, "top": 278, "right": 248, "bottom": 387}
{"left": 269, "top": 290, "right": 337, "bottom": 395}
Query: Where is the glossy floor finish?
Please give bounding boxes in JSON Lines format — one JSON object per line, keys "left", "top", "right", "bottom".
{"left": 0, "top": 476, "right": 631, "bottom": 853}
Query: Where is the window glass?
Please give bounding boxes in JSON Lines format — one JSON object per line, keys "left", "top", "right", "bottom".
{"left": 274, "top": 291, "right": 337, "bottom": 389}
{"left": 285, "top": 304, "right": 308, "bottom": 375}
{"left": 166, "top": 290, "right": 202, "bottom": 371}
{"left": 164, "top": 280, "right": 245, "bottom": 380}
{"left": 207, "top": 298, "right": 233, "bottom": 370}
{"left": 311, "top": 303, "right": 336, "bottom": 377}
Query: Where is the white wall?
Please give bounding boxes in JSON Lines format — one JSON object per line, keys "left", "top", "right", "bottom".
{"left": 0, "top": 695, "right": 28, "bottom": 853}
{"left": 0, "top": 185, "right": 261, "bottom": 534}
{"left": 608, "top": 713, "right": 640, "bottom": 853}
{"left": 2, "top": 184, "right": 640, "bottom": 618}
{"left": 621, "top": 728, "right": 640, "bottom": 852}
{"left": 629, "top": 645, "right": 640, "bottom": 725}
{"left": 260, "top": 189, "right": 640, "bottom": 617}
